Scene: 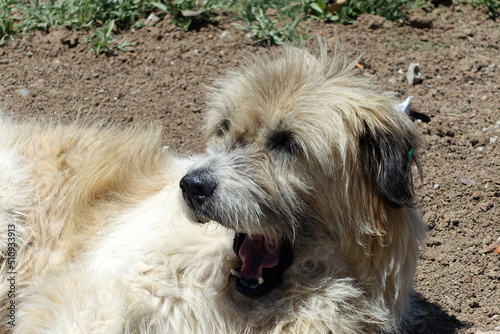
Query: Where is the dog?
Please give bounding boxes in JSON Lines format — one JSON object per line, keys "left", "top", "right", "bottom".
{"left": 0, "top": 44, "right": 426, "bottom": 333}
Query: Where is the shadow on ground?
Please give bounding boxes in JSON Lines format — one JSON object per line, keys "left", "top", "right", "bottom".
{"left": 408, "top": 293, "right": 468, "bottom": 334}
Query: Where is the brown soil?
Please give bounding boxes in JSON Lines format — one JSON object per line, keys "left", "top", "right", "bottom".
{"left": 1, "top": 3, "right": 499, "bottom": 333}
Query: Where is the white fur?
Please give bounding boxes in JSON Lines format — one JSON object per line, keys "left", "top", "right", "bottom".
{"left": 0, "top": 45, "right": 426, "bottom": 334}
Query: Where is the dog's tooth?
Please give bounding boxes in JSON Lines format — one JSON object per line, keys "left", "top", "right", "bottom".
{"left": 230, "top": 269, "right": 243, "bottom": 279}
{"left": 258, "top": 277, "right": 264, "bottom": 285}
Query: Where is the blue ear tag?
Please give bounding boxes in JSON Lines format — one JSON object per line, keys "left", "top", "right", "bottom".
{"left": 404, "top": 149, "right": 414, "bottom": 179}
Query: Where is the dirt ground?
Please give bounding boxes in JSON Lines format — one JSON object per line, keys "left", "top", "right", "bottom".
{"left": 1, "top": 2, "right": 499, "bottom": 333}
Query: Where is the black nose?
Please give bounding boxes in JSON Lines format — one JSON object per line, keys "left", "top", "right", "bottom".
{"left": 179, "top": 170, "right": 216, "bottom": 211}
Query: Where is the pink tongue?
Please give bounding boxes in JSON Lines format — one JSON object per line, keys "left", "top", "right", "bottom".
{"left": 239, "top": 235, "right": 280, "bottom": 281}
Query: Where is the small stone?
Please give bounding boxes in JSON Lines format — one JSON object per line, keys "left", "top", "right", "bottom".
{"left": 16, "top": 88, "right": 30, "bottom": 97}
{"left": 144, "top": 13, "right": 160, "bottom": 26}
{"left": 484, "top": 64, "right": 496, "bottom": 73}
{"left": 462, "top": 28, "right": 473, "bottom": 37}
{"left": 181, "top": 8, "right": 205, "bottom": 17}
{"left": 460, "top": 178, "right": 476, "bottom": 185}
{"left": 394, "top": 96, "right": 413, "bottom": 115}
{"left": 490, "top": 136, "right": 498, "bottom": 144}
{"left": 407, "top": 63, "right": 423, "bottom": 85}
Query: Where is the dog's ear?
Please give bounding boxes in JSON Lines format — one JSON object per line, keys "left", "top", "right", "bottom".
{"left": 359, "top": 122, "right": 420, "bottom": 208}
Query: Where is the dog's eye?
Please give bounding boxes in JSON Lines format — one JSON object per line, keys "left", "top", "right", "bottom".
{"left": 215, "top": 119, "right": 230, "bottom": 137}
{"left": 268, "top": 130, "right": 299, "bottom": 154}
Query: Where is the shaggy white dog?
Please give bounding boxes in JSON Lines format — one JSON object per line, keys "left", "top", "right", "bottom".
{"left": 0, "top": 45, "right": 425, "bottom": 333}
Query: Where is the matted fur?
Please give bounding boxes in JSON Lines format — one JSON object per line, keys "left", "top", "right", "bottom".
{"left": 0, "top": 44, "right": 426, "bottom": 333}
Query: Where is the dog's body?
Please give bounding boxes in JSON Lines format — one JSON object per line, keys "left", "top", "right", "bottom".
{"left": 0, "top": 45, "right": 425, "bottom": 333}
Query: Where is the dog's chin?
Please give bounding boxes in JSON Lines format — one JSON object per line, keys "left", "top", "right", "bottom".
{"left": 231, "top": 233, "right": 294, "bottom": 298}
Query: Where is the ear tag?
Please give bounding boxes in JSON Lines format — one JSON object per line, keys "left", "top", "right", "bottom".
{"left": 404, "top": 149, "right": 414, "bottom": 179}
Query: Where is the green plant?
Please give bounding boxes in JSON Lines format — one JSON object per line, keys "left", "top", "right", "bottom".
{"left": 307, "top": 0, "right": 430, "bottom": 24}
{"left": 87, "top": 19, "right": 131, "bottom": 56}
{"left": 0, "top": 1, "right": 18, "bottom": 43}
{"left": 233, "top": 0, "right": 308, "bottom": 46}
{"left": 152, "top": 0, "right": 219, "bottom": 30}
{"left": 306, "top": 0, "right": 338, "bottom": 21}
{"left": 17, "top": 0, "right": 155, "bottom": 32}
{"left": 11, "top": 0, "right": 153, "bottom": 55}
{"left": 474, "top": 0, "right": 499, "bottom": 19}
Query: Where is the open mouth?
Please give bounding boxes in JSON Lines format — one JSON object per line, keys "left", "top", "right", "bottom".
{"left": 231, "top": 233, "right": 293, "bottom": 298}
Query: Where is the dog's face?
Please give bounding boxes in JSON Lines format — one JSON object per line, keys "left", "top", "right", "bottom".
{"left": 180, "top": 46, "right": 421, "bottom": 298}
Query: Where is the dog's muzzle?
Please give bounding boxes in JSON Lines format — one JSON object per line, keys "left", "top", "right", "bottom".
{"left": 180, "top": 169, "right": 294, "bottom": 298}
{"left": 180, "top": 170, "right": 216, "bottom": 222}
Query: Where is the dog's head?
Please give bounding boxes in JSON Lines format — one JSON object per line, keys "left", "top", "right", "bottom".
{"left": 180, "top": 45, "right": 422, "bottom": 298}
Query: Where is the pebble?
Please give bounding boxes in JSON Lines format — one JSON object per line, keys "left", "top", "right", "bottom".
{"left": 406, "top": 63, "right": 423, "bottom": 85}
{"left": 144, "top": 13, "right": 160, "bottom": 26}
{"left": 462, "top": 28, "right": 474, "bottom": 37}
{"left": 16, "top": 88, "right": 30, "bottom": 97}
{"left": 460, "top": 178, "right": 476, "bottom": 185}
{"left": 394, "top": 96, "right": 413, "bottom": 115}
{"left": 484, "top": 64, "right": 496, "bottom": 73}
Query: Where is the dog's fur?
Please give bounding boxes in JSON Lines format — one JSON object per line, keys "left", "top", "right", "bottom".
{"left": 0, "top": 45, "right": 426, "bottom": 333}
